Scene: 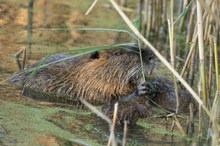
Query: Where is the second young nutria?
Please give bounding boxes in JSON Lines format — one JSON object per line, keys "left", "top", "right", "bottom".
{"left": 102, "top": 77, "right": 196, "bottom": 124}
{"left": 147, "top": 77, "right": 196, "bottom": 113}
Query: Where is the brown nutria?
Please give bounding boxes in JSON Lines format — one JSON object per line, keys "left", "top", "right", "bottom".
{"left": 8, "top": 45, "right": 155, "bottom": 123}
{"left": 147, "top": 77, "right": 196, "bottom": 113}
{"left": 8, "top": 45, "right": 195, "bottom": 124}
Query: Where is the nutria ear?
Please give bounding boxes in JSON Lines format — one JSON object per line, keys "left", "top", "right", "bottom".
{"left": 90, "top": 50, "right": 107, "bottom": 59}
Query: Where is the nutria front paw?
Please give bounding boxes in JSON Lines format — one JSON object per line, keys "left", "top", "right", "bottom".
{"left": 102, "top": 97, "right": 152, "bottom": 125}
{"left": 137, "top": 81, "right": 157, "bottom": 97}
{"left": 137, "top": 81, "right": 148, "bottom": 96}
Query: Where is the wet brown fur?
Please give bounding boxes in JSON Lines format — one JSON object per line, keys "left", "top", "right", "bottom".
{"left": 9, "top": 46, "right": 154, "bottom": 103}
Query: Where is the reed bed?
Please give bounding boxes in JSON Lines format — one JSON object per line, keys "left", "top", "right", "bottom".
{"left": 113, "top": 0, "right": 220, "bottom": 144}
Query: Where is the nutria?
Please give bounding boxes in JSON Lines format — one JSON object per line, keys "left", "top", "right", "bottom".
{"left": 8, "top": 45, "right": 155, "bottom": 123}
{"left": 147, "top": 77, "right": 196, "bottom": 113}
{"left": 102, "top": 77, "right": 196, "bottom": 124}
{"left": 8, "top": 45, "right": 195, "bottom": 124}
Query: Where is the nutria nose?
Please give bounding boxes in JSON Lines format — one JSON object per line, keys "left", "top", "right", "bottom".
{"left": 146, "top": 60, "right": 155, "bottom": 76}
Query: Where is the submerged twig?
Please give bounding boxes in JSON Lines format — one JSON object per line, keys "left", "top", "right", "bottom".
{"left": 79, "top": 98, "right": 116, "bottom": 146}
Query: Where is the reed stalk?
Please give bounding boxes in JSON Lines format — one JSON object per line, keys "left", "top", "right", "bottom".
{"left": 185, "top": 5, "right": 196, "bottom": 46}
{"left": 196, "top": 0, "right": 207, "bottom": 105}
{"left": 108, "top": 102, "right": 118, "bottom": 146}
{"left": 122, "top": 120, "right": 128, "bottom": 146}
{"left": 27, "top": 0, "right": 34, "bottom": 58}
{"left": 188, "top": 48, "right": 196, "bottom": 86}
{"left": 180, "top": 33, "right": 197, "bottom": 78}
{"left": 143, "top": 0, "right": 148, "bottom": 38}
{"left": 208, "top": 36, "right": 214, "bottom": 101}
{"left": 168, "top": 0, "right": 179, "bottom": 114}
{"left": 146, "top": 0, "right": 152, "bottom": 38}
{"left": 85, "top": 0, "right": 98, "bottom": 15}
{"left": 137, "top": 0, "right": 143, "bottom": 32}
{"left": 188, "top": 103, "right": 194, "bottom": 136}
{"left": 213, "top": 36, "right": 219, "bottom": 90}
{"left": 79, "top": 98, "right": 116, "bottom": 146}
{"left": 211, "top": 77, "right": 220, "bottom": 146}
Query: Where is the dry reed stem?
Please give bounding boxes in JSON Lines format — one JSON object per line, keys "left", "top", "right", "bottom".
{"left": 79, "top": 98, "right": 117, "bottom": 146}
{"left": 14, "top": 48, "right": 25, "bottom": 70}
{"left": 180, "top": 32, "right": 197, "bottom": 77}
{"left": 108, "top": 102, "right": 118, "bottom": 146}
{"left": 188, "top": 48, "right": 196, "bottom": 86}
{"left": 213, "top": 36, "right": 219, "bottom": 90}
{"left": 185, "top": 5, "right": 196, "bottom": 45}
{"left": 211, "top": 83, "right": 220, "bottom": 146}
{"left": 208, "top": 36, "right": 213, "bottom": 100}
{"left": 22, "top": 47, "right": 27, "bottom": 70}
{"left": 189, "top": 103, "right": 194, "bottom": 135}
{"left": 204, "top": 15, "right": 210, "bottom": 43}
{"left": 122, "top": 120, "right": 128, "bottom": 146}
{"left": 109, "top": 0, "right": 212, "bottom": 117}
{"left": 142, "top": 0, "right": 148, "bottom": 37}
{"left": 27, "top": 0, "right": 34, "bottom": 58}
{"left": 210, "top": 37, "right": 220, "bottom": 136}
{"left": 146, "top": 0, "right": 152, "bottom": 38}
{"left": 168, "top": 0, "right": 180, "bottom": 114}
{"left": 173, "top": 114, "right": 187, "bottom": 136}
{"left": 196, "top": 0, "right": 207, "bottom": 105}
{"left": 85, "top": 0, "right": 98, "bottom": 15}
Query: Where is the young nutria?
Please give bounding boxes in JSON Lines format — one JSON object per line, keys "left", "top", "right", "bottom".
{"left": 147, "top": 77, "right": 196, "bottom": 113}
{"left": 102, "top": 77, "right": 196, "bottom": 124}
{"left": 8, "top": 45, "right": 155, "bottom": 123}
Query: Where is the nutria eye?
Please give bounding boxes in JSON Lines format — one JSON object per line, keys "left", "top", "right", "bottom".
{"left": 90, "top": 51, "right": 100, "bottom": 59}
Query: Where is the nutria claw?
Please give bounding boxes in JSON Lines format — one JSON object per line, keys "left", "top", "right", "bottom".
{"left": 137, "top": 82, "right": 150, "bottom": 96}
{"left": 136, "top": 78, "right": 158, "bottom": 97}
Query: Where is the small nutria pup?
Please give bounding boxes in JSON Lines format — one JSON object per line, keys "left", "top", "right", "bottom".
{"left": 102, "top": 77, "right": 196, "bottom": 123}
{"left": 147, "top": 77, "right": 196, "bottom": 113}
{"left": 9, "top": 45, "right": 155, "bottom": 123}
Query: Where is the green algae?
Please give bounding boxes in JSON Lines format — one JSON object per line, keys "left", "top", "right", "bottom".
{"left": 0, "top": 101, "right": 102, "bottom": 146}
